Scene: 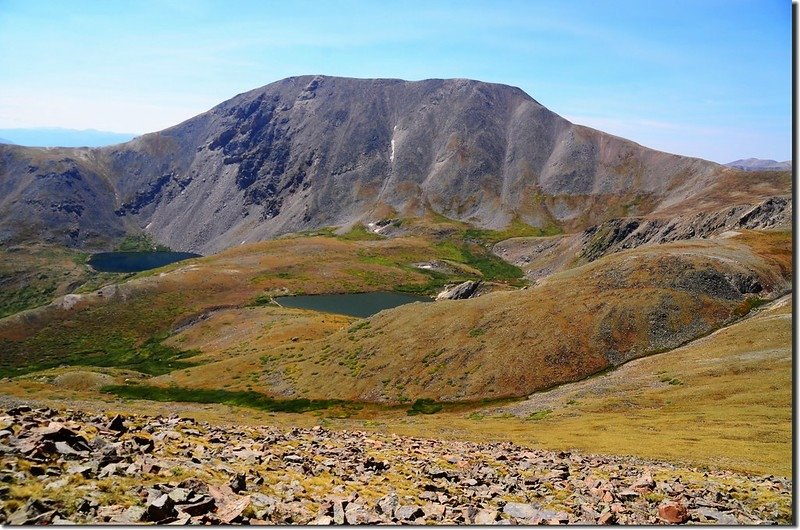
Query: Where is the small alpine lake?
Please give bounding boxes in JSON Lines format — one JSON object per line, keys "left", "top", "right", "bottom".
{"left": 276, "top": 291, "right": 431, "bottom": 318}
{"left": 88, "top": 251, "right": 202, "bottom": 273}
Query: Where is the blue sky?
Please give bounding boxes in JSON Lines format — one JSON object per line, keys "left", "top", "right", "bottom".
{"left": 0, "top": 0, "right": 791, "bottom": 162}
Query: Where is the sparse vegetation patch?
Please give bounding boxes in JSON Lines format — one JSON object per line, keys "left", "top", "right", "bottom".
{"left": 101, "top": 384, "right": 344, "bottom": 413}
{"left": 407, "top": 398, "right": 444, "bottom": 415}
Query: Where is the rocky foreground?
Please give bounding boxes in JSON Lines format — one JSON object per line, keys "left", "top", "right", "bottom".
{"left": 0, "top": 406, "right": 791, "bottom": 525}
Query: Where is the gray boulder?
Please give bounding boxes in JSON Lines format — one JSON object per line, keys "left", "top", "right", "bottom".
{"left": 436, "top": 280, "right": 481, "bottom": 301}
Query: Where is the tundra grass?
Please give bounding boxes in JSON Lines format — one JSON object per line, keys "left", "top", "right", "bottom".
{"left": 0, "top": 331, "right": 198, "bottom": 378}
{"left": 0, "top": 290, "right": 196, "bottom": 377}
{"left": 406, "top": 398, "right": 443, "bottom": 415}
{"left": 463, "top": 217, "right": 562, "bottom": 246}
{"left": 115, "top": 232, "right": 171, "bottom": 252}
{"left": 394, "top": 268, "right": 456, "bottom": 295}
{"left": 336, "top": 224, "right": 385, "bottom": 241}
{"left": 429, "top": 239, "right": 524, "bottom": 283}
{"left": 0, "top": 244, "right": 125, "bottom": 318}
{"left": 368, "top": 296, "right": 793, "bottom": 477}
{"left": 0, "top": 236, "right": 473, "bottom": 377}
{"left": 458, "top": 243, "right": 524, "bottom": 283}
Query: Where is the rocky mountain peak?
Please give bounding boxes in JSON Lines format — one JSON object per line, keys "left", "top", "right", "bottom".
{"left": 0, "top": 76, "right": 790, "bottom": 252}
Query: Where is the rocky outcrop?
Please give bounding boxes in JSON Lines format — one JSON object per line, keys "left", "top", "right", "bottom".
{"left": 435, "top": 280, "right": 481, "bottom": 300}
{"left": 580, "top": 196, "right": 792, "bottom": 262}
{"left": 494, "top": 196, "right": 791, "bottom": 280}
{"left": 0, "top": 405, "right": 791, "bottom": 524}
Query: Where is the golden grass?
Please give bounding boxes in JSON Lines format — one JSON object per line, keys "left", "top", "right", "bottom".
{"left": 252, "top": 231, "right": 792, "bottom": 403}
{"left": 0, "top": 235, "right": 465, "bottom": 375}
{"left": 0, "top": 245, "right": 102, "bottom": 318}
{"left": 347, "top": 295, "right": 792, "bottom": 477}
{"left": 154, "top": 306, "right": 354, "bottom": 392}
{"left": 0, "top": 226, "right": 791, "bottom": 479}
{"left": 4, "top": 294, "right": 789, "bottom": 477}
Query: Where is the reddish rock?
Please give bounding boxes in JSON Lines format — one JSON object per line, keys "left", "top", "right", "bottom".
{"left": 658, "top": 501, "right": 689, "bottom": 524}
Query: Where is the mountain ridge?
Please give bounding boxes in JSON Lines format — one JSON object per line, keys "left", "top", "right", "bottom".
{"left": 0, "top": 75, "right": 791, "bottom": 253}
{"left": 725, "top": 158, "right": 791, "bottom": 171}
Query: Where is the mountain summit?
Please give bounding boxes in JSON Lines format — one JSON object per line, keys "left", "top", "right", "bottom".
{"left": 0, "top": 75, "right": 789, "bottom": 252}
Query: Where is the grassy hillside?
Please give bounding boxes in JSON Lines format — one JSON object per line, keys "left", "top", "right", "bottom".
{"left": 0, "top": 294, "right": 791, "bottom": 480}
{"left": 127, "top": 230, "right": 792, "bottom": 409}
{"left": 0, "top": 227, "right": 790, "bottom": 481}
{"left": 227, "top": 230, "right": 788, "bottom": 403}
{"left": 355, "top": 294, "right": 792, "bottom": 479}
{"left": 0, "top": 232, "right": 517, "bottom": 377}
{"left": 490, "top": 294, "right": 793, "bottom": 476}
{"left": 0, "top": 245, "right": 128, "bottom": 318}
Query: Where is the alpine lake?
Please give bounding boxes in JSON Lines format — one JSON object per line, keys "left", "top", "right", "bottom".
{"left": 88, "top": 251, "right": 202, "bottom": 273}
{"left": 89, "top": 252, "right": 430, "bottom": 317}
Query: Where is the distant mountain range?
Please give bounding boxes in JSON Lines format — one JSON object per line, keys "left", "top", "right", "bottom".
{"left": 0, "top": 76, "right": 792, "bottom": 252}
{"left": 725, "top": 158, "right": 792, "bottom": 171}
{"left": 0, "top": 128, "right": 137, "bottom": 148}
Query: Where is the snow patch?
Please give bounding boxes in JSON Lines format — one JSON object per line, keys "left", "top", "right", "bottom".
{"left": 390, "top": 125, "right": 398, "bottom": 163}
{"left": 367, "top": 222, "right": 390, "bottom": 235}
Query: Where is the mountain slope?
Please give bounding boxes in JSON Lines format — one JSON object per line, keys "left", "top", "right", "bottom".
{"left": 0, "top": 76, "right": 790, "bottom": 253}
{"left": 489, "top": 293, "right": 792, "bottom": 476}
{"left": 279, "top": 230, "right": 790, "bottom": 403}
{"left": 494, "top": 195, "right": 792, "bottom": 280}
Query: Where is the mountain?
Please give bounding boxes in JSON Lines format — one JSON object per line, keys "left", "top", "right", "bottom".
{"left": 0, "top": 76, "right": 791, "bottom": 252}
{"left": 725, "top": 158, "right": 792, "bottom": 171}
{"left": 0, "top": 128, "right": 137, "bottom": 148}
{"left": 0, "top": 138, "right": 16, "bottom": 145}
